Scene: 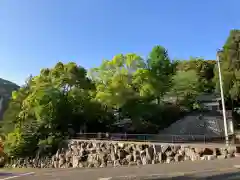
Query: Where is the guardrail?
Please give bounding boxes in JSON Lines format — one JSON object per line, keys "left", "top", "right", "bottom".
{"left": 74, "top": 133, "right": 229, "bottom": 144}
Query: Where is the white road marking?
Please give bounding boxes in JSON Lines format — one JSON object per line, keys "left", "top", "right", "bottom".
{"left": 0, "top": 172, "right": 35, "bottom": 180}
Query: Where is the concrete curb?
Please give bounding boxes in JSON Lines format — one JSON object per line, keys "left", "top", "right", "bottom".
{"left": 98, "top": 173, "right": 185, "bottom": 180}
{"left": 98, "top": 174, "right": 179, "bottom": 180}
{"left": 99, "top": 167, "right": 240, "bottom": 180}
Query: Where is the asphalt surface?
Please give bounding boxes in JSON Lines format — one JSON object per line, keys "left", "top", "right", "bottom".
{"left": 2, "top": 157, "right": 240, "bottom": 180}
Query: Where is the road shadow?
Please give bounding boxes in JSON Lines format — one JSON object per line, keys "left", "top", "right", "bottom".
{"left": 0, "top": 172, "right": 15, "bottom": 177}
{"left": 137, "top": 171, "right": 240, "bottom": 180}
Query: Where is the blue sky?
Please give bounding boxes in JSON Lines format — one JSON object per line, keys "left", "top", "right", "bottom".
{"left": 0, "top": 0, "right": 239, "bottom": 85}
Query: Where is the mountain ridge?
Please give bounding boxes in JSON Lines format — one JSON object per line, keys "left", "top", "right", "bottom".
{"left": 0, "top": 78, "right": 20, "bottom": 120}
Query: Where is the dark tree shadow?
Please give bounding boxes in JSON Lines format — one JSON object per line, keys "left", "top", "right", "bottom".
{"left": 122, "top": 171, "right": 240, "bottom": 180}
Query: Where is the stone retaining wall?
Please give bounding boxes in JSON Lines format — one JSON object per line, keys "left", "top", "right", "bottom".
{"left": 50, "top": 140, "right": 236, "bottom": 168}
{"left": 6, "top": 140, "right": 237, "bottom": 168}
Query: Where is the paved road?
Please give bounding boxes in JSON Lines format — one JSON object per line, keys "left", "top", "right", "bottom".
{"left": 3, "top": 158, "right": 240, "bottom": 180}
{"left": 108, "top": 169, "right": 240, "bottom": 179}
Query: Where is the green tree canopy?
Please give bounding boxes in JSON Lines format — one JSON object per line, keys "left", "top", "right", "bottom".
{"left": 215, "top": 30, "right": 240, "bottom": 100}
{"left": 1, "top": 41, "right": 233, "bottom": 158}
{"left": 2, "top": 62, "right": 113, "bottom": 158}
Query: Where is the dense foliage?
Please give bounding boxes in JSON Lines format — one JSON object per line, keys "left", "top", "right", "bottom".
{"left": 1, "top": 30, "right": 240, "bottom": 158}
{"left": 214, "top": 30, "right": 240, "bottom": 100}
{"left": 0, "top": 78, "right": 19, "bottom": 120}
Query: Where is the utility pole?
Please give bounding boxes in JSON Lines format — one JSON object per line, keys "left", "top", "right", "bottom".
{"left": 217, "top": 50, "right": 229, "bottom": 146}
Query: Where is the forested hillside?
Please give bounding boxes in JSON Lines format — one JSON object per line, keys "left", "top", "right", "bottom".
{"left": 0, "top": 78, "right": 19, "bottom": 120}
{"left": 1, "top": 29, "right": 240, "bottom": 158}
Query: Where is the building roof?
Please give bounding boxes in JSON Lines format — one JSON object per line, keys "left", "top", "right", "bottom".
{"left": 196, "top": 93, "right": 221, "bottom": 102}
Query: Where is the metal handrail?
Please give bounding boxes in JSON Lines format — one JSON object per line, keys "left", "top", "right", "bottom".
{"left": 73, "top": 133, "right": 229, "bottom": 144}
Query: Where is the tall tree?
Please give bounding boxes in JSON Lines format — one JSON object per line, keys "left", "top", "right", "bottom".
{"left": 147, "top": 45, "right": 177, "bottom": 104}
{"left": 215, "top": 30, "right": 240, "bottom": 100}
{"left": 3, "top": 62, "right": 112, "bottom": 158}
{"left": 89, "top": 54, "right": 146, "bottom": 109}
{"left": 170, "top": 70, "right": 200, "bottom": 103}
